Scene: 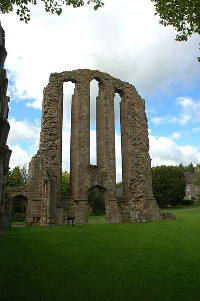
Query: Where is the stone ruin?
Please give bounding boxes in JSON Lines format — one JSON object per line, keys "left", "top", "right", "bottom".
{"left": 4, "top": 69, "right": 174, "bottom": 226}
{"left": 0, "top": 23, "right": 12, "bottom": 235}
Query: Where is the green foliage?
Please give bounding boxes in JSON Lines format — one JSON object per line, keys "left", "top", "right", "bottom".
{"left": 61, "top": 171, "right": 70, "bottom": 198}
{"left": 151, "top": 0, "right": 200, "bottom": 61}
{"left": 88, "top": 186, "right": 105, "bottom": 215}
{"left": 0, "top": 0, "right": 104, "bottom": 22}
{"left": 116, "top": 181, "right": 123, "bottom": 188}
{"left": 194, "top": 194, "right": 200, "bottom": 206}
{"left": 192, "top": 164, "right": 200, "bottom": 185}
{"left": 12, "top": 212, "right": 26, "bottom": 222}
{"left": 179, "top": 162, "right": 195, "bottom": 173}
{"left": 11, "top": 196, "right": 26, "bottom": 222}
{"left": 181, "top": 197, "right": 194, "bottom": 206}
{"left": 7, "top": 165, "right": 29, "bottom": 188}
{"left": 152, "top": 165, "right": 186, "bottom": 207}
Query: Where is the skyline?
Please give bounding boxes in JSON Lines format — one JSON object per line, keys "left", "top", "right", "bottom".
{"left": 1, "top": 0, "right": 200, "bottom": 181}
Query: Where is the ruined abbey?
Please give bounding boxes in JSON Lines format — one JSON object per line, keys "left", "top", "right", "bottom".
{"left": 0, "top": 25, "right": 174, "bottom": 230}
{"left": 4, "top": 69, "right": 173, "bottom": 226}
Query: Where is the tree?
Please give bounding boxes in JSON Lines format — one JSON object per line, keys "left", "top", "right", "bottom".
{"left": 179, "top": 163, "right": 195, "bottom": 173}
{"left": 0, "top": 0, "right": 104, "bottom": 22}
{"left": 116, "top": 181, "right": 123, "bottom": 189}
{"left": 7, "top": 165, "right": 29, "bottom": 187}
{"left": 88, "top": 186, "right": 105, "bottom": 215}
{"left": 192, "top": 164, "right": 200, "bottom": 185}
{"left": 11, "top": 195, "right": 26, "bottom": 222}
{"left": 151, "top": 0, "right": 200, "bottom": 61}
{"left": 152, "top": 165, "right": 186, "bottom": 207}
{"left": 184, "top": 162, "right": 195, "bottom": 173}
{"left": 61, "top": 171, "right": 70, "bottom": 198}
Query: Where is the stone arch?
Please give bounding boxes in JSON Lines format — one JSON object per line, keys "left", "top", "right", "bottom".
{"left": 4, "top": 189, "right": 29, "bottom": 227}
{"left": 88, "top": 184, "right": 106, "bottom": 217}
{"left": 11, "top": 194, "right": 28, "bottom": 224}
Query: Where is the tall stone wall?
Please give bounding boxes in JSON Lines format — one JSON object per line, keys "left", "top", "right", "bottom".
{"left": 0, "top": 23, "right": 11, "bottom": 236}
{"left": 4, "top": 69, "right": 173, "bottom": 227}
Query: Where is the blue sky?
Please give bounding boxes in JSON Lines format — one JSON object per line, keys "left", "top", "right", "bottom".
{"left": 1, "top": 0, "right": 200, "bottom": 181}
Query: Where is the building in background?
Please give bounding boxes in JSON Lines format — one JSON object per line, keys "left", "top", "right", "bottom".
{"left": 0, "top": 22, "right": 11, "bottom": 236}
{"left": 184, "top": 172, "right": 200, "bottom": 200}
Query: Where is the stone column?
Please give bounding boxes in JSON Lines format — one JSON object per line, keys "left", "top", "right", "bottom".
{"left": 36, "top": 74, "right": 64, "bottom": 224}
{"left": 132, "top": 99, "right": 149, "bottom": 203}
{"left": 97, "top": 83, "right": 118, "bottom": 223}
{"left": 139, "top": 99, "right": 154, "bottom": 200}
{"left": 70, "top": 81, "right": 90, "bottom": 223}
{"left": 120, "top": 95, "right": 133, "bottom": 198}
{"left": 96, "top": 83, "right": 116, "bottom": 198}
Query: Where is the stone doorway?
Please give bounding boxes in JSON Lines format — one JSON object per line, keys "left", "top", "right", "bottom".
{"left": 11, "top": 195, "right": 28, "bottom": 226}
{"left": 88, "top": 185, "right": 106, "bottom": 217}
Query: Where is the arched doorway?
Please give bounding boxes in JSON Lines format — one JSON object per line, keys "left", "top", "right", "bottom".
{"left": 11, "top": 195, "right": 28, "bottom": 226}
{"left": 88, "top": 186, "right": 106, "bottom": 223}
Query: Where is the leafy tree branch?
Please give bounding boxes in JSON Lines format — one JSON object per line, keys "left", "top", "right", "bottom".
{"left": 0, "top": 0, "right": 104, "bottom": 22}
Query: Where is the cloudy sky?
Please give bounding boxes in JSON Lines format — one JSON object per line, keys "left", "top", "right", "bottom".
{"left": 1, "top": 0, "right": 200, "bottom": 181}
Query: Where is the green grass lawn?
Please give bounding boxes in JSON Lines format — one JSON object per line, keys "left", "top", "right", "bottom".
{"left": 1, "top": 210, "right": 200, "bottom": 301}
{"left": 162, "top": 204, "right": 200, "bottom": 211}
{"left": 88, "top": 214, "right": 106, "bottom": 224}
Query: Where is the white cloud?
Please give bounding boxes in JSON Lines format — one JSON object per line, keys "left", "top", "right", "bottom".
{"left": 2, "top": 0, "right": 200, "bottom": 181}
{"left": 149, "top": 135, "right": 200, "bottom": 167}
{"left": 2, "top": 0, "right": 199, "bottom": 110}
{"left": 176, "top": 97, "right": 194, "bottom": 108}
{"left": 151, "top": 96, "right": 200, "bottom": 127}
{"left": 9, "top": 145, "right": 31, "bottom": 168}
{"left": 8, "top": 118, "right": 40, "bottom": 144}
{"left": 192, "top": 127, "right": 200, "bottom": 132}
{"left": 176, "top": 97, "right": 200, "bottom": 122}
{"left": 170, "top": 132, "right": 182, "bottom": 139}
{"left": 169, "top": 114, "right": 191, "bottom": 126}
{"left": 151, "top": 116, "right": 169, "bottom": 125}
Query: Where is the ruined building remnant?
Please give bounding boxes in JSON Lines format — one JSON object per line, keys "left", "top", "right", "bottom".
{"left": 0, "top": 23, "right": 12, "bottom": 236}
{"left": 5, "top": 69, "right": 174, "bottom": 226}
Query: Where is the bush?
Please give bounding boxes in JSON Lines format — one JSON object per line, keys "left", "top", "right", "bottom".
{"left": 194, "top": 195, "right": 200, "bottom": 206}
{"left": 152, "top": 165, "right": 186, "bottom": 207}
{"left": 181, "top": 198, "right": 194, "bottom": 205}
{"left": 12, "top": 212, "right": 26, "bottom": 222}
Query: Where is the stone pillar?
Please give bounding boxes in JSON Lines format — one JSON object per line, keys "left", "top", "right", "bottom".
{"left": 97, "top": 82, "right": 118, "bottom": 223}
{"left": 75, "top": 201, "right": 88, "bottom": 224}
{"left": 120, "top": 95, "right": 133, "bottom": 198}
{"left": 132, "top": 98, "right": 150, "bottom": 203}
{"left": 97, "top": 83, "right": 116, "bottom": 199}
{"left": 70, "top": 81, "right": 90, "bottom": 223}
{"left": 39, "top": 74, "right": 63, "bottom": 223}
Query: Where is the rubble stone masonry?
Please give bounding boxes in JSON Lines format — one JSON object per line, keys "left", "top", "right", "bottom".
{"left": 0, "top": 24, "right": 11, "bottom": 236}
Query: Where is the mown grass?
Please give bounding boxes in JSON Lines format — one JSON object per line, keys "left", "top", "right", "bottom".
{"left": 88, "top": 214, "right": 106, "bottom": 224}
{"left": 1, "top": 210, "right": 200, "bottom": 301}
{"left": 88, "top": 215, "right": 105, "bottom": 219}
{"left": 162, "top": 204, "right": 200, "bottom": 211}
